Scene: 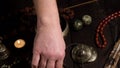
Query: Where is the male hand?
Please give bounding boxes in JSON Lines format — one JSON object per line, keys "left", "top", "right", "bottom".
{"left": 32, "top": 26, "right": 66, "bottom": 68}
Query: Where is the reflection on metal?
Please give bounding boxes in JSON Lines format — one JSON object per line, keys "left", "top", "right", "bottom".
{"left": 112, "top": 51, "right": 120, "bottom": 68}
{"left": 60, "top": 16, "right": 69, "bottom": 37}
{"left": 104, "top": 40, "right": 120, "bottom": 68}
{"left": 14, "top": 39, "right": 26, "bottom": 48}
{"left": 0, "top": 41, "right": 9, "bottom": 60}
{"left": 73, "top": 20, "right": 83, "bottom": 31}
{"left": 71, "top": 44, "right": 97, "bottom": 63}
{"left": 82, "top": 15, "right": 92, "bottom": 25}
{"left": 61, "top": 19, "right": 69, "bottom": 37}
{"left": 1, "top": 64, "right": 11, "bottom": 68}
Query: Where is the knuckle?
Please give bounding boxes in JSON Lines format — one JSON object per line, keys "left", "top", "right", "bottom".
{"left": 40, "top": 63, "right": 46, "bottom": 68}
{"left": 51, "top": 52, "right": 65, "bottom": 59}
{"left": 33, "top": 49, "right": 40, "bottom": 55}
{"left": 59, "top": 52, "right": 65, "bottom": 58}
{"left": 44, "top": 50, "right": 65, "bottom": 59}
{"left": 32, "top": 63, "right": 38, "bottom": 68}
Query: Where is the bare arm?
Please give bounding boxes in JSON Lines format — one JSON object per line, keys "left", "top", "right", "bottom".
{"left": 32, "top": 0, "right": 66, "bottom": 68}
{"left": 33, "top": 0, "right": 60, "bottom": 28}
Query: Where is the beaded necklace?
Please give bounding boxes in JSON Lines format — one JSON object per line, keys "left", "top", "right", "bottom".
{"left": 96, "top": 11, "right": 120, "bottom": 48}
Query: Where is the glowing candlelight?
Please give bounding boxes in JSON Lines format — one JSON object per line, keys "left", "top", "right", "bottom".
{"left": 14, "top": 39, "right": 25, "bottom": 48}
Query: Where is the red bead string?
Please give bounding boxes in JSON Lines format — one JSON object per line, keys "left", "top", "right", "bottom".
{"left": 96, "top": 11, "right": 120, "bottom": 48}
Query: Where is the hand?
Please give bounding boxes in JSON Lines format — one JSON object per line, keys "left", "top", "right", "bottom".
{"left": 32, "top": 26, "right": 66, "bottom": 68}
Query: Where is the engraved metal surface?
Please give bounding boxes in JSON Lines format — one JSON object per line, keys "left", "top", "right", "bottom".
{"left": 71, "top": 44, "right": 97, "bottom": 63}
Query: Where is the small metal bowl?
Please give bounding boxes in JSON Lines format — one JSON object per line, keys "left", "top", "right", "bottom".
{"left": 71, "top": 43, "right": 97, "bottom": 63}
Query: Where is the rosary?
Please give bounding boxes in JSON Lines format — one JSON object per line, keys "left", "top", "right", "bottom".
{"left": 96, "top": 11, "right": 120, "bottom": 48}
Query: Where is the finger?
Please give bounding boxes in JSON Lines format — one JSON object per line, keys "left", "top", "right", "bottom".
{"left": 46, "top": 59, "right": 55, "bottom": 68}
{"left": 55, "top": 59, "right": 64, "bottom": 68}
{"left": 32, "top": 51, "right": 40, "bottom": 68}
{"left": 39, "top": 55, "right": 47, "bottom": 68}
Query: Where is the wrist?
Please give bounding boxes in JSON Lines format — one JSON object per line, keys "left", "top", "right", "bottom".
{"left": 36, "top": 19, "right": 62, "bottom": 35}
{"left": 37, "top": 16, "right": 60, "bottom": 27}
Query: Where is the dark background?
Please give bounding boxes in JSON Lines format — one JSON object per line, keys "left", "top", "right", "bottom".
{"left": 0, "top": 0, "right": 120, "bottom": 68}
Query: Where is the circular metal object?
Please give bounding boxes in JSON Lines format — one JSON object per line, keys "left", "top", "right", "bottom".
{"left": 88, "top": 46, "right": 97, "bottom": 62}
{"left": 82, "top": 15, "right": 92, "bottom": 25}
{"left": 71, "top": 44, "right": 97, "bottom": 63}
{"left": 0, "top": 43, "right": 9, "bottom": 60}
{"left": 73, "top": 19, "right": 83, "bottom": 31}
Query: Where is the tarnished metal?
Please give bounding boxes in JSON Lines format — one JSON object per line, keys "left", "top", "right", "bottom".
{"left": 71, "top": 44, "right": 97, "bottom": 63}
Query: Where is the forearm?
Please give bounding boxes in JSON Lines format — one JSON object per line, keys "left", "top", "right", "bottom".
{"left": 33, "top": 0, "right": 61, "bottom": 31}
{"left": 32, "top": 1, "right": 65, "bottom": 68}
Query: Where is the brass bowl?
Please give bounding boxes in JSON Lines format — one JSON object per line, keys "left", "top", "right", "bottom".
{"left": 71, "top": 44, "right": 97, "bottom": 63}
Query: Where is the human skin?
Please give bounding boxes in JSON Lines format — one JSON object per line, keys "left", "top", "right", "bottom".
{"left": 32, "top": 0, "right": 66, "bottom": 68}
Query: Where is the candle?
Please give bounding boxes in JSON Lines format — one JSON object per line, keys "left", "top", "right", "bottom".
{"left": 14, "top": 39, "right": 25, "bottom": 48}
